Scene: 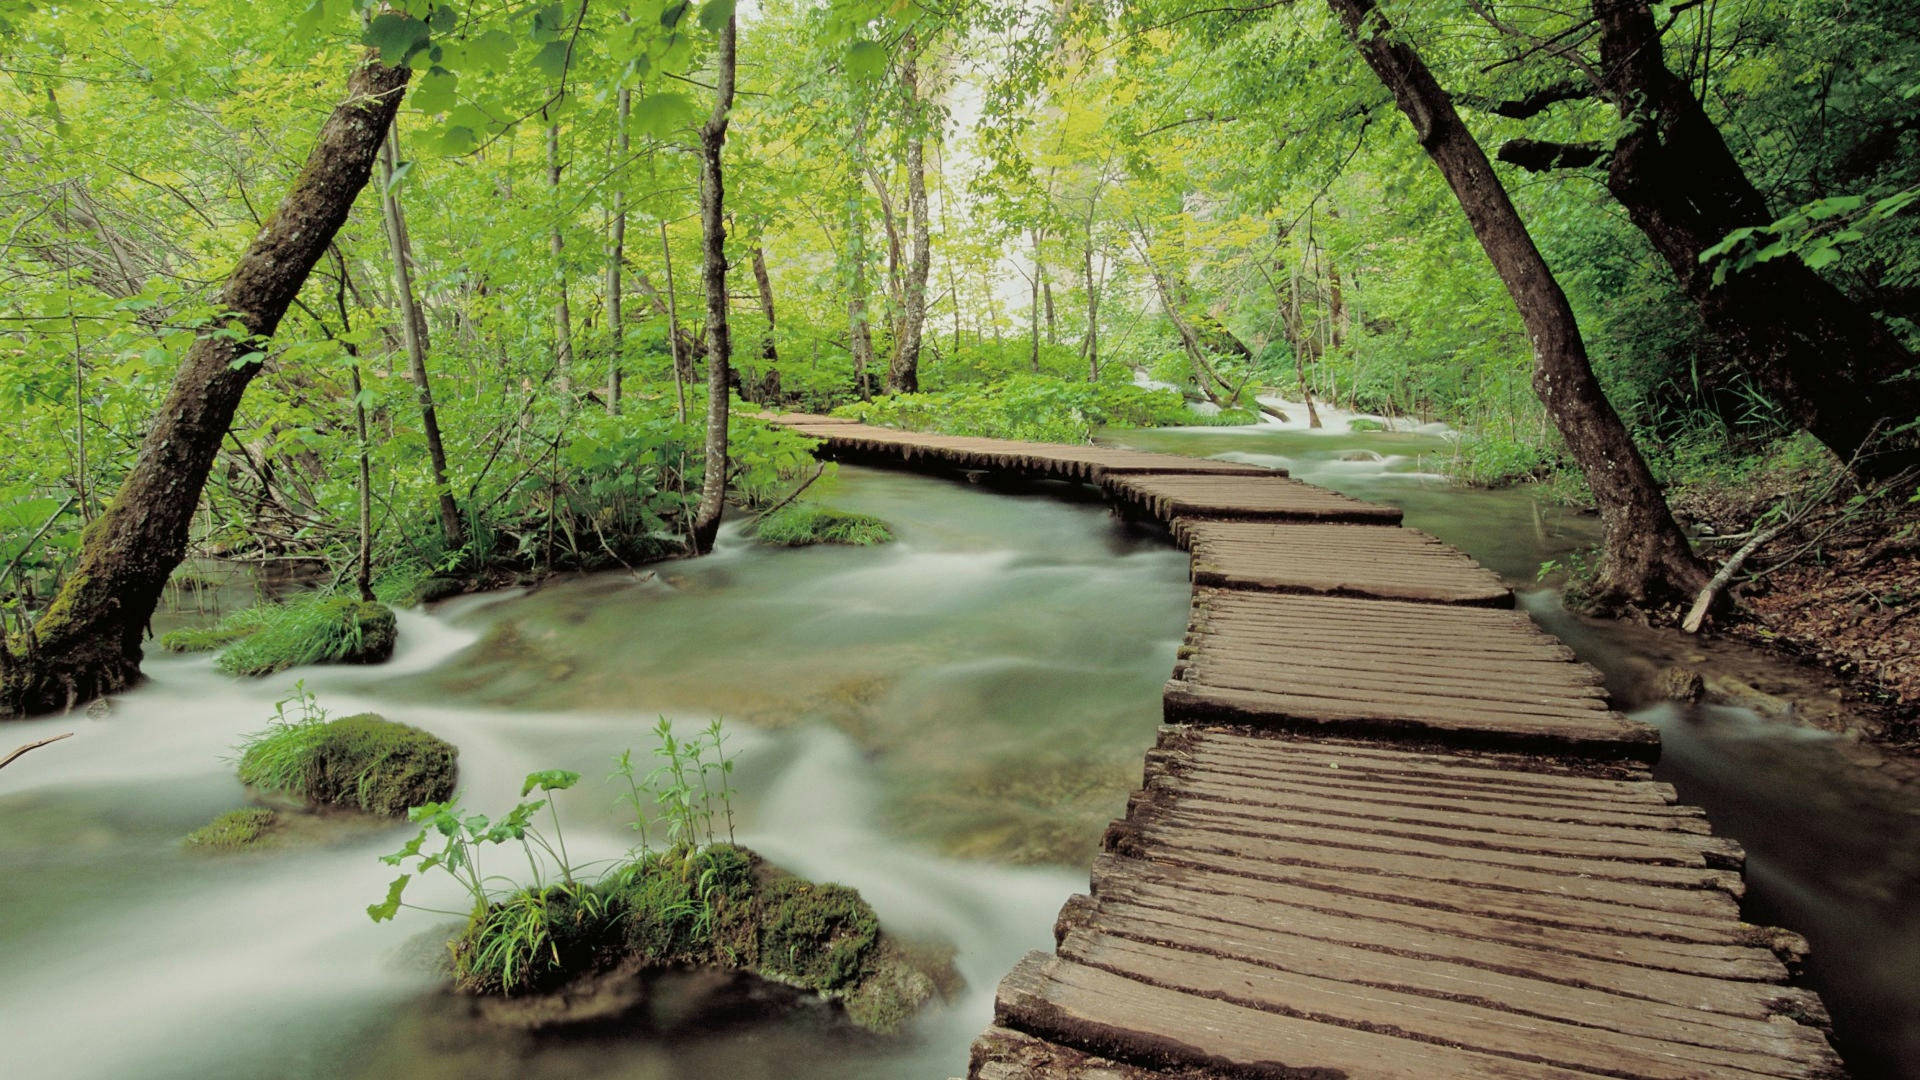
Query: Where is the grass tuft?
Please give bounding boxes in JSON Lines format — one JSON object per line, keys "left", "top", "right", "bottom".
{"left": 754, "top": 503, "right": 893, "bottom": 547}
{"left": 216, "top": 594, "right": 398, "bottom": 677}
{"left": 237, "top": 704, "right": 457, "bottom": 817}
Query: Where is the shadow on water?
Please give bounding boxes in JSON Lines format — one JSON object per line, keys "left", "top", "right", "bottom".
{"left": 1110, "top": 419, "right": 1920, "bottom": 1079}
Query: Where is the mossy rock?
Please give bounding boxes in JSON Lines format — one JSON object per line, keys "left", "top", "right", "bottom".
{"left": 844, "top": 942, "right": 942, "bottom": 1035}
{"left": 1347, "top": 418, "right": 1388, "bottom": 432}
{"left": 159, "top": 624, "right": 259, "bottom": 654}
{"left": 183, "top": 807, "right": 279, "bottom": 850}
{"left": 216, "top": 596, "right": 397, "bottom": 677}
{"left": 754, "top": 504, "right": 894, "bottom": 548}
{"left": 754, "top": 877, "right": 880, "bottom": 993}
{"left": 240, "top": 713, "right": 457, "bottom": 817}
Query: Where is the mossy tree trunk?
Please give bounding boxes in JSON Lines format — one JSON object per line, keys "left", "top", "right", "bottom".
{"left": 1326, "top": 0, "right": 1707, "bottom": 609}
{"left": 0, "top": 55, "right": 411, "bottom": 717}
{"left": 690, "top": 11, "right": 737, "bottom": 554}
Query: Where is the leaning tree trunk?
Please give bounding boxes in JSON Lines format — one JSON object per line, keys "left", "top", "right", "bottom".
{"left": 885, "top": 43, "right": 930, "bottom": 396}
{"left": 689, "top": 12, "right": 737, "bottom": 555}
{"left": 747, "top": 245, "right": 782, "bottom": 405}
{"left": 1584, "top": 0, "right": 1919, "bottom": 477}
{"left": 1, "top": 54, "right": 410, "bottom": 717}
{"left": 1328, "top": 0, "right": 1705, "bottom": 608}
{"left": 379, "top": 125, "right": 462, "bottom": 550}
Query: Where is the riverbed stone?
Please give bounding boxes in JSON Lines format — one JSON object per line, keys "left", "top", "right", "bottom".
{"left": 1654, "top": 665, "right": 1706, "bottom": 702}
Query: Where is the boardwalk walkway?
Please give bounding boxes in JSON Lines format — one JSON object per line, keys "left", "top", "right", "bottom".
{"left": 763, "top": 414, "right": 1847, "bottom": 1079}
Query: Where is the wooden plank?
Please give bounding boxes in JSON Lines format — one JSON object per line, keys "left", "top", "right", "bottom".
{"left": 1055, "top": 931, "right": 1839, "bottom": 1079}
{"left": 1177, "top": 730, "right": 1657, "bottom": 791}
{"left": 1180, "top": 520, "right": 1514, "bottom": 607}
{"left": 996, "top": 951, "right": 1596, "bottom": 1080}
{"left": 1087, "top": 856, "right": 1795, "bottom": 980}
{"left": 1104, "top": 473, "right": 1405, "bottom": 524}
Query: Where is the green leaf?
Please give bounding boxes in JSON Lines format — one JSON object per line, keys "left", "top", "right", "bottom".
{"left": 660, "top": 1, "right": 690, "bottom": 29}
{"left": 521, "top": 768, "right": 582, "bottom": 795}
{"left": 847, "top": 39, "right": 887, "bottom": 79}
{"left": 411, "top": 68, "right": 458, "bottom": 114}
{"left": 367, "top": 874, "right": 411, "bottom": 922}
{"left": 384, "top": 160, "right": 413, "bottom": 193}
{"left": 630, "top": 91, "right": 696, "bottom": 138}
{"left": 365, "top": 13, "right": 432, "bottom": 66}
{"left": 532, "top": 38, "right": 570, "bottom": 79}
{"left": 466, "top": 28, "right": 515, "bottom": 70}
{"left": 696, "top": 0, "right": 733, "bottom": 33}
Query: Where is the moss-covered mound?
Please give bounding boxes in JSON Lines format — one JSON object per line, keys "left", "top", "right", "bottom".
{"left": 450, "top": 844, "right": 954, "bottom": 1034}
{"left": 754, "top": 503, "right": 893, "bottom": 547}
{"left": 183, "top": 807, "right": 279, "bottom": 850}
{"left": 216, "top": 595, "right": 398, "bottom": 677}
{"left": 238, "top": 713, "right": 457, "bottom": 817}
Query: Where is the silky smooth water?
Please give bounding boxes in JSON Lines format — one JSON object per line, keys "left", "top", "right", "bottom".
{"left": 0, "top": 467, "right": 1186, "bottom": 1080}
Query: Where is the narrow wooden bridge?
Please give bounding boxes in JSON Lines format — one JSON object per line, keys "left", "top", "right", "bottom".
{"left": 765, "top": 415, "right": 1847, "bottom": 1080}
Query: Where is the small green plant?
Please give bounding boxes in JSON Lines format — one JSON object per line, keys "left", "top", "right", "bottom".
{"left": 217, "top": 593, "right": 397, "bottom": 677}
{"left": 753, "top": 503, "right": 894, "bottom": 547}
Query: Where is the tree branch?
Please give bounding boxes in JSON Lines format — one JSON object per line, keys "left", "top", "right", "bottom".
{"left": 1497, "top": 137, "right": 1610, "bottom": 171}
{"left": 1458, "top": 80, "right": 1593, "bottom": 119}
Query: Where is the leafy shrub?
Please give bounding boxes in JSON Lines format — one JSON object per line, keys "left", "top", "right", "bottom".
{"left": 830, "top": 375, "right": 1229, "bottom": 443}
{"left": 754, "top": 503, "right": 893, "bottom": 547}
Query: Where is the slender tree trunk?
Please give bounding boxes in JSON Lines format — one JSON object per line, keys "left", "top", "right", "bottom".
{"left": 661, "top": 222, "right": 687, "bottom": 424}
{"left": 1082, "top": 238, "right": 1100, "bottom": 381}
{"left": 1, "top": 55, "right": 410, "bottom": 717}
{"left": 1327, "top": 0, "right": 1704, "bottom": 607}
{"left": 547, "top": 121, "right": 574, "bottom": 397}
{"left": 1583, "top": 0, "right": 1919, "bottom": 476}
{"left": 748, "top": 245, "right": 781, "bottom": 404}
{"left": 349, "top": 362, "right": 374, "bottom": 602}
{"left": 689, "top": 14, "right": 736, "bottom": 554}
{"left": 885, "top": 42, "right": 929, "bottom": 395}
{"left": 606, "top": 87, "right": 631, "bottom": 414}
{"left": 1029, "top": 227, "right": 1044, "bottom": 373}
{"left": 379, "top": 126, "right": 462, "bottom": 550}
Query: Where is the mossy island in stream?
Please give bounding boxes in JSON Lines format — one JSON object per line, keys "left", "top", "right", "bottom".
{"left": 183, "top": 807, "right": 281, "bottom": 851}
{"left": 371, "top": 721, "right": 957, "bottom": 1035}
{"left": 753, "top": 503, "right": 894, "bottom": 547}
{"left": 234, "top": 688, "right": 457, "bottom": 817}
{"left": 160, "top": 591, "right": 398, "bottom": 676}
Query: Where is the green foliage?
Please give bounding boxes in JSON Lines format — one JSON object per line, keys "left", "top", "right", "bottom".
{"left": 158, "top": 622, "right": 259, "bottom": 654}
{"left": 215, "top": 594, "right": 397, "bottom": 677}
{"left": 183, "top": 807, "right": 279, "bottom": 851}
{"left": 237, "top": 688, "right": 458, "bottom": 817}
{"left": 830, "top": 375, "right": 1223, "bottom": 443}
{"left": 754, "top": 503, "right": 893, "bottom": 547}
{"left": 756, "top": 877, "right": 881, "bottom": 993}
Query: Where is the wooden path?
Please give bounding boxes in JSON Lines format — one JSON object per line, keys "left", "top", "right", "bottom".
{"left": 763, "top": 414, "right": 1847, "bottom": 1079}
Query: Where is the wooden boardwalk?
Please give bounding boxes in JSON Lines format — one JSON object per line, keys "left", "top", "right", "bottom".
{"left": 763, "top": 415, "right": 1847, "bottom": 1079}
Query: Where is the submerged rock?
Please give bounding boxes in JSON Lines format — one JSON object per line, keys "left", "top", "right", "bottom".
{"left": 1654, "top": 665, "right": 1707, "bottom": 703}
{"left": 183, "top": 807, "right": 279, "bottom": 851}
{"left": 238, "top": 713, "right": 458, "bottom": 817}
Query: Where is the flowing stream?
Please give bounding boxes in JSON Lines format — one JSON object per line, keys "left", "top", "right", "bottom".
{"left": 2, "top": 411, "right": 1915, "bottom": 1078}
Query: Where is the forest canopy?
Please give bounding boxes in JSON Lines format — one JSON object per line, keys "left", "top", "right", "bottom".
{"left": 0, "top": 0, "right": 1915, "bottom": 714}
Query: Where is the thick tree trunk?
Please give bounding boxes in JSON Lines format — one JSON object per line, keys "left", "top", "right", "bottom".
{"left": 379, "top": 127, "right": 462, "bottom": 550}
{"left": 1328, "top": 0, "right": 1705, "bottom": 608}
{"left": 689, "top": 14, "right": 737, "bottom": 555}
{"left": 2, "top": 55, "right": 410, "bottom": 717}
{"left": 1588, "top": 0, "right": 1918, "bottom": 476}
{"left": 606, "top": 86, "right": 631, "bottom": 414}
{"left": 547, "top": 121, "right": 574, "bottom": 397}
{"left": 746, "top": 244, "right": 782, "bottom": 404}
{"left": 885, "top": 44, "right": 929, "bottom": 395}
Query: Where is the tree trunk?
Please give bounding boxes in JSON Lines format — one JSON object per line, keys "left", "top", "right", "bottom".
{"left": 885, "top": 43, "right": 929, "bottom": 395}
{"left": 1, "top": 55, "right": 410, "bottom": 717}
{"left": 1029, "top": 227, "right": 1044, "bottom": 373}
{"left": 547, "top": 121, "right": 574, "bottom": 397}
{"left": 1327, "top": 0, "right": 1705, "bottom": 608}
{"left": 1581, "top": 0, "right": 1919, "bottom": 476}
{"left": 379, "top": 126, "right": 462, "bottom": 550}
{"left": 350, "top": 361, "right": 375, "bottom": 602}
{"left": 747, "top": 244, "right": 782, "bottom": 404}
{"left": 1082, "top": 238, "right": 1100, "bottom": 381}
{"left": 661, "top": 222, "right": 688, "bottom": 424}
{"left": 689, "top": 13, "right": 736, "bottom": 555}
{"left": 606, "top": 86, "right": 631, "bottom": 414}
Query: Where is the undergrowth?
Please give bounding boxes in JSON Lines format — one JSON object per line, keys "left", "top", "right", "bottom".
{"left": 831, "top": 375, "right": 1255, "bottom": 443}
